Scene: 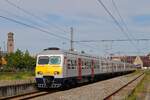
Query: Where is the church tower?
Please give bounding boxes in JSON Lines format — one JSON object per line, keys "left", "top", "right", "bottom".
{"left": 7, "top": 32, "right": 14, "bottom": 53}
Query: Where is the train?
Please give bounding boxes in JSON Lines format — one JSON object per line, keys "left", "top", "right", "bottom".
{"left": 35, "top": 47, "right": 135, "bottom": 88}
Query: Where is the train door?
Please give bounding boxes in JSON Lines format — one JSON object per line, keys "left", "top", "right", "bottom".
{"left": 63, "top": 56, "right": 68, "bottom": 77}
{"left": 78, "top": 58, "right": 82, "bottom": 80}
{"left": 91, "top": 60, "right": 95, "bottom": 79}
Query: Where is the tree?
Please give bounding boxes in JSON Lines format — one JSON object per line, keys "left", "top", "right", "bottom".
{"left": 23, "top": 50, "right": 36, "bottom": 71}
{"left": 0, "top": 53, "right": 2, "bottom": 67}
{"left": 5, "top": 49, "right": 36, "bottom": 72}
{"left": 5, "top": 53, "right": 16, "bottom": 71}
{"left": 14, "top": 49, "right": 24, "bottom": 70}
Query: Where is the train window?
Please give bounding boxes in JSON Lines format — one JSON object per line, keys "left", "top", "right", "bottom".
{"left": 38, "top": 56, "right": 49, "bottom": 64}
{"left": 71, "top": 60, "right": 74, "bottom": 66}
{"left": 68, "top": 63, "right": 71, "bottom": 69}
{"left": 82, "top": 66, "right": 84, "bottom": 69}
{"left": 97, "top": 65, "right": 99, "bottom": 69}
{"left": 67, "top": 59, "right": 70, "bottom": 63}
{"left": 101, "top": 61, "right": 104, "bottom": 66}
{"left": 67, "top": 59, "right": 76, "bottom": 69}
{"left": 82, "top": 61, "right": 84, "bottom": 66}
{"left": 74, "top": 60, "right": 77, "bottom": 66}
{"left": 85, "top": 62, "right": 87, "bottom": 66}
{"left": 49, "top": 56, "right": 61, "bottom": 64}
{"left": 73, "top": 60, "right": 75, "bottom": 66}
{"left": 98, "top": 61, "right": 100, "bottom": 68}
{"left": 71, "top": 60, "right": 75, "bottom": 69}
{"left": 72, "top": 66, "right": 74, "bottom": 69}
{"left": 94, "top": 64, "right": 96, "bottom": 68}
{"left": 84, "top": 61, "right": 87, "bottom": 69}
{"left": 103, "top": 62, "right": 106, "bottom": 66}
{"left": 67, "top": 59, "right": 71, "bottom": 69}
{"left": 88, "top": 62, "right": 91, "bottom": 68}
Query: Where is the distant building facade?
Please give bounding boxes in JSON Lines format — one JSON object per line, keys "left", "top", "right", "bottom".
{"left": 134, "top": 56, "right": 150, "bottom": 69}
{"left": 111, "top": 55, "right": 150, "bottom": 69}
{"left": 7, "top": 32, "right": 14, "bottom": 53}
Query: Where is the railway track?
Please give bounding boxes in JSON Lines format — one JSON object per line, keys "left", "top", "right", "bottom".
{"left": 104, "top": 72, "right": 145, "bottom": 100}
{"left": 0, "top": 90, "right": 58, "bottom": 100}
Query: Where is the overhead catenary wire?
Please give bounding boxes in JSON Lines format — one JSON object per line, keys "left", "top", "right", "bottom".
{"left": 111, "top": 0, "right": 137, "bottom": 42}
{"left": 2, "top": 0, "right": 142, "bottom": 54}
{"left": 5, "top": 0, "right": 68, "bottom": 34}
{"left": 4, "top": 0, "right": 100, "bottom": 52}
{"left": 4, "top": 0, "right": 132, "bottom": 54}
{"left": 111, "top": 0, "right": 144, "bottom": 54}
{"left": 0, "top": 15, "right": 69, "bottom": 40}
{"left": 0, "top": 8, "right": 44, "bottom": 28}
{"left": 74, "top": 39, "right": 150, "bottom": 42}
{"left": 0, "top": 15, "right": 99, "bottom": 52}
{"left": 96, "top": 0, "right": 141, "bottom": 54}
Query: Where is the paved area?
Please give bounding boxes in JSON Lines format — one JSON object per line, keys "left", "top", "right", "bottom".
{"left": 32, "top": 73, "right": 142, "bottom": 100}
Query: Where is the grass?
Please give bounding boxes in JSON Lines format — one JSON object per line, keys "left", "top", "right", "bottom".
{"left": 125, "top": 69, "right": 143, "bottom": 77}
{"left": 127, "top": 70, "right": 150, "bottom": 100}
{"left": 0, "top": 72, "right": 34, "bottom": 80}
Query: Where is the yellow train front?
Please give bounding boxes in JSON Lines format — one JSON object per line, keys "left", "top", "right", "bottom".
{"left": 35, "top": 48, "right": 64, "bottom": 88}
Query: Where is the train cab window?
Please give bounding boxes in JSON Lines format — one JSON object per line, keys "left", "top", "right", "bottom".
{"left": 38, "top": 56, "right": 49, "bottom": 64}
{"left": 49, "top": 56, "right": 61, "bottom": 64}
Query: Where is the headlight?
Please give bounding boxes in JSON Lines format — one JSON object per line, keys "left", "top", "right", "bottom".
{"left": 37, "top": 71, "right": 43, "bottom": 75}
{"left": 54, "top": 71, "right": 59, "bottom": 75}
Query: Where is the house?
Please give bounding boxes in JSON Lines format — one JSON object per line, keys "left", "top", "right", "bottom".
{"left": 111, "top": 55, "right": 150, "bottom": 69}
{"left": 134, "top": 56, "right": 150, "bottom": 69}
{"left": 111, "top": 56, "right": 136, "bottom": 64}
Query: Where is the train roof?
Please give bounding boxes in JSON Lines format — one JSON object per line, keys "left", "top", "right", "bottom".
{"left": 38, "top": 47, "right": 99, "bottom": 58}
{"left": 38, "top": 49, "right": 64, "bottom": 55}
{"left": 37, "top": 48, "right": 134, "bottom": 65}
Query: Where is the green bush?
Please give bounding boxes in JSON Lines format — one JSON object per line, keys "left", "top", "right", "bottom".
{"left": 5, "top": 49, "right": 36, "bottom": 72}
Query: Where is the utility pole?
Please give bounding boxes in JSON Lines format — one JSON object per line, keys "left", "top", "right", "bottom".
{"left": 3, "top": 41, "right": 6, "bottom": 52}
{"left": 70, "top": 27, "right": 74, "bottom": 51}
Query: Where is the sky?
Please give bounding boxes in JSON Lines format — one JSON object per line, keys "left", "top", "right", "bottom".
{"left": 0, "top": 0, "right": 150, "bottom": 56}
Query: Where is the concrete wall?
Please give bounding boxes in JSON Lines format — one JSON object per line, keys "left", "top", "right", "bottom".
{"left": 0, "top": 83, "right": 37, "bottom": 99}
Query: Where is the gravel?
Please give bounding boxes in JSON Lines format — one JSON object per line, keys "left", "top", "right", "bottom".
{"left": 32, "top": 73, "right": 143, "bottom": 100}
